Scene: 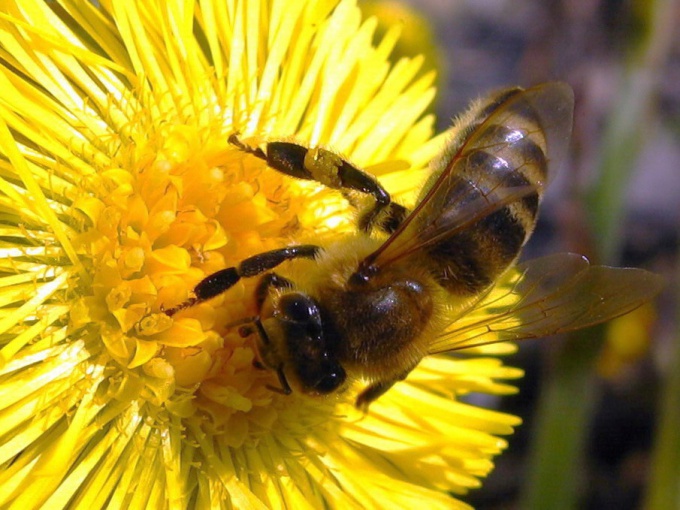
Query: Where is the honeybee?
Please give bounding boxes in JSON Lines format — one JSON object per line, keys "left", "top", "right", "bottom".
{"left": 165, "top": 82, "right": 662, "bottom": 410}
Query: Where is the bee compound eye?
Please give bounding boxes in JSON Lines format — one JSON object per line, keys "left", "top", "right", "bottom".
{"left": 278, "top": 293, "right": 319, "bottom": 322}
{"left": 312, "top": 364, "right": 346, "bottom": 394}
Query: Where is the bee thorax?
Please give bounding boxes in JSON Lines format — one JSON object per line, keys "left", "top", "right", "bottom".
{"left": 324, "top": 276, "right": 434, "bottom": 378}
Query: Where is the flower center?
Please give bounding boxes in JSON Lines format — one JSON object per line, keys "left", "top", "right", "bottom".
{"left": 69, "top": 119, "right": 340, "bottom": 440}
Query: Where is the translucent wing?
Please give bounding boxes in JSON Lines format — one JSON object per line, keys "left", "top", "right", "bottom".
{"left": 428, "top": 253, "right": 664, "bottom": 354}
{"left": 361, "top": 82, "right": 574, "bottom": 270}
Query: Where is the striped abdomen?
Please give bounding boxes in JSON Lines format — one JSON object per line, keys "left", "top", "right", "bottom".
{"left": 419, "top": 87, "right": 553, "bottom": 295}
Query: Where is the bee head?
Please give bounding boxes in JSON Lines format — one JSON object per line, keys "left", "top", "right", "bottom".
{"left": 261, "top": 292, "right": 346, "bottom": 395}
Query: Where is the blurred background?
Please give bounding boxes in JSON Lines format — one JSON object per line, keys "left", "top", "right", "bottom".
{"left": 360, "top": 0, "right": 679, "bottom": 508}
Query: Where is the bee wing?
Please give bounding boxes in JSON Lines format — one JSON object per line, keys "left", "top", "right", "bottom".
{"left": 427, "top": 253, "right": 664, "bottom": 354}
{"left": 364, "top": 82, "right": 574, "bottom": 268}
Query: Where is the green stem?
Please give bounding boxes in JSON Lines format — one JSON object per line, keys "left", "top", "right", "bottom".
{"left": 643, "top": 258, "right": 680, "bottom": 510}
{"left": 588, "top": 0, "right": 677, "bottom": 262}
{"left": 519, "top": 328, "right": 602, "bottom": 510}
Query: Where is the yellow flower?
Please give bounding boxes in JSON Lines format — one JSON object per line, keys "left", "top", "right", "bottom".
{"left": 0, "top": 1, "right": 522, "bottom": 508}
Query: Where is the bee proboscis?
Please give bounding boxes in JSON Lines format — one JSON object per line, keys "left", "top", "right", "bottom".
{"left": 165, "top": 82, "right": 663, "bottom": 410}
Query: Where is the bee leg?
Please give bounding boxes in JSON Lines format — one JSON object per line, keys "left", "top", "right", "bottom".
{"left": 355, "top": 367, "right": 415, "bottom": 411}
{"left": 376, "top": 202, "right": 410, "bottom": 234}
{"left": 164, "top": 245, "right": 319, "bottom": 315}
{"left": 354, "top": 381, "right": 395, "bottom": 412}
{"left": 242, "top": 309, "right": 293, "bottom": 396}
{"left": 266, "top": 364, "right": 293, "bottom": 395}
{"left": 254, "top": 272, "right": 293, "bottom": 311}
{"left": 229, "top": 134, "right": 403, "bottom": 234}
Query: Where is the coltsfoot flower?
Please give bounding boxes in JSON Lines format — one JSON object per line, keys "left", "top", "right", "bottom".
{"left": 0, "top": 1, "right": 521, "bottom": 508}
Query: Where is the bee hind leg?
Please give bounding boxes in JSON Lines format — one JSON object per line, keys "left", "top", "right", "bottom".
{"left": 229, "top": 134, "right": 407, "bottom": 234}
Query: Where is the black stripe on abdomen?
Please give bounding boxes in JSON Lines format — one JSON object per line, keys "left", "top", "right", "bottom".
{"left": 426, "top": 204, "right": 527, "bottom": 295}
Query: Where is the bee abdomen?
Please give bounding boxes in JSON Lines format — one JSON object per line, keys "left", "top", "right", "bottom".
{"left": 424, "top": 108, "right": 550, "bottom": 295}
{"left": 472, "top": 122, "right": 548, "bottom": 189}
{"left": 464, "top": 125, "right": 547, "bottom": 222}
{"left": 426, "top": 202, "right": 527, "bottom": 295}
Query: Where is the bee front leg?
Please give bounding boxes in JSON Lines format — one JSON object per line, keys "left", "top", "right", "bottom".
{"left": 267, "top": 364, "right": 293, "bottom": 395}
{"left": 238, "top": 295, "right": 295, "bottom": 397}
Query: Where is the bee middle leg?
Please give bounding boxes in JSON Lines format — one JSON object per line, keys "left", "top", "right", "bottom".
{"left": 164, "top": 245, "right": 319, "bottom": 315}
{"left": 355, "top": 365, "right": 416, "bottom": 411}
{"left": 228, "top": 134, "right": 408, "bottom": 234}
